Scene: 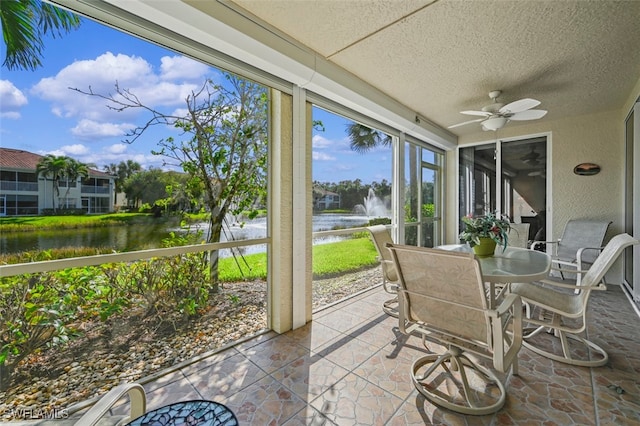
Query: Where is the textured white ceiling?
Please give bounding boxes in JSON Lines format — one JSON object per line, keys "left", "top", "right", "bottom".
{"left": 230, "top": 0, "right": 640, "bottom": 136}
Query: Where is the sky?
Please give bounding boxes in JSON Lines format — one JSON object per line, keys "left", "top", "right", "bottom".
{"left": 0, "top": 14, "right": 391, "bottom": 184}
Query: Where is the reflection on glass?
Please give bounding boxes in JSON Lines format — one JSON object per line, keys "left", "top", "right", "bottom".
{"left": 501, "top": 138, "right": 546, "bottom": 243}
{"left": 406, "top": 142, "right": 442, "bottom": 247}
{"left": 459, "top": 144, "right": 497, "bottom": 220}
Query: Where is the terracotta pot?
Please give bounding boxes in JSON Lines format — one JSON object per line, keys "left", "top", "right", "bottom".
{"left": 473, "top": 237, "right": 497, "bottom": 258}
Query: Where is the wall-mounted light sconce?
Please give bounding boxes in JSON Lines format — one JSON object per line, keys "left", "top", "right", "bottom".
{"left": 573, "top": 163, "right": 601, "bottom": 176}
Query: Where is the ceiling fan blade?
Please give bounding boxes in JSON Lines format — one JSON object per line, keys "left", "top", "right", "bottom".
{"left": 499, "top": 98, "right": 540, "bottom": 114}
{"left": 460, "top": 110, "right": 491, "bottom": 117}
{"left": 509, "top": 109, "right": 548, "bottom": 121}
{"left": 447, "top": 118, "right": 484, "bottom": 129}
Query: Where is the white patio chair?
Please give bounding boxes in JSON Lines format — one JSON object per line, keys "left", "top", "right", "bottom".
{"left": 387, "top": 243, "right": 523, "bottom": 415}
{"left": 367, "top": 225, "right": 399, "bottom": 317}
{"left": 31, "top": 383, "right": 146, "bottom": 425}
{"left": 510, "top": 233, "right": 639, "bottom": 367}
{"left": 530, "top": 219, "right": 611, "bottom": 285}
{"left": 507, "top": 223, "right": 530, "bottom": 248}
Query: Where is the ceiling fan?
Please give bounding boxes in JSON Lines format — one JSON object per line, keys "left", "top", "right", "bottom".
{"left": 521, "top": 146, "right": 543, "bottom": 164}
{"left": 448, "top": 90, "right": 547, "bottom": 131}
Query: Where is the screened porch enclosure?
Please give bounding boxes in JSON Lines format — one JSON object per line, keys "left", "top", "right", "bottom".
{"left": 1, "top": 0, "right": 639, "bottom": 422}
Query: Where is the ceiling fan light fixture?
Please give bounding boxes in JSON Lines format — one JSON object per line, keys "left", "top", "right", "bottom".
{"left": 482, "top": 117, "right": 508, "bottom": 131}
{"left": 450, "top": 91, "right": 546, "bottom": 131}
{"left": 521, "top": 147, "right": 541, "bottom": 162}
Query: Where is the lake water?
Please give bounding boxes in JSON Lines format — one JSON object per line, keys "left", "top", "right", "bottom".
{"left": 0, "top": 214, "right": 377, "bottom": 256}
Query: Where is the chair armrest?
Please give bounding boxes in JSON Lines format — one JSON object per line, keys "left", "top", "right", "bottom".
{"left": 535, "top": 279, "right": 607, "bottom": 292}
{"left": 576, "top": 246, "right": 604, "bottom": 264}
{"left": 76, "top": 383, "right": 146, "bottom": 426}
{"left": 530, "top": 240, "right": 558, "bottom": 252}
{"left": 493, "top": 293, "right": 521, "bottom": 317}
{"left": 550, "top": 263, "right": 588, "bottom": 273}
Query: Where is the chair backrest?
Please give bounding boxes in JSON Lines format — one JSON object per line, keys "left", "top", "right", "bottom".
{"left": 507, "top": 223, "right": 530, "bottom": 248}
{"left": 580, "top": 233, "right": 639, "bottom": 288}
{"left": 367, "top": 225, "right": 398, "bottom": 282}
{"left": 387, "top": 244, "right": 489, "bottom": 344}
{"left": 557, "top": 219, "right": 612, "bottom": 263}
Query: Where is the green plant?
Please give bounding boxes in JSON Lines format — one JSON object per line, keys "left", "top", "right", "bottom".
{"left": 0, "top": 274, "right": 80, "bottom": 391}
{"left": 368, "top": 217, "right": 391, "bottom": 226}
{"left": 459, "top": 212, "right": 511, "bottom": 250}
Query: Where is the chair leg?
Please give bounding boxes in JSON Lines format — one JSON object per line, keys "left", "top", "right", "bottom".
{"left": 382, "top": 280, "right": 399, "bottom": 317}
{"left": 382, "top": 296, "right": 399, "bottom": 318}
{"left": 411, "top": 347, "right": 506, "bottom": 415}
{"left": 522, "top": 325, "right": 609, "bottom": 367}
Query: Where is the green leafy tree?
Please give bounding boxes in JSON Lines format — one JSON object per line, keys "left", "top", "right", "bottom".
{"left": 122, "top": 168, "right": 169, "bottom": 209}
{"left": 104, "top": 160, "right": 141, "bottom": 200}
{"left": 1, "top": 0, "right": 81, "bottom": 71}
{"left": 165, "top": 172, "right": 204, "bottom": 213}
{"left": 76, "top": 74, "right": 268, "bottom": 282}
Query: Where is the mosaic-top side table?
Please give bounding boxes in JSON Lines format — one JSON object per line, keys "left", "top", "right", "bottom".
{"left": 126, "top": 400, "right": 238, "bottom": 426}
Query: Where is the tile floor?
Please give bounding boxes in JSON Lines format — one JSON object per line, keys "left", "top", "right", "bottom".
{"left": 108, "top": 284, "right": 639, "bottom": 425}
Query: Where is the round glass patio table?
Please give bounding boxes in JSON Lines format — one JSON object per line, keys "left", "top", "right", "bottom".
{"left": 126, "top": 400, "right": 238, "bottom": 426}
{"left": 437, "top": 245, "right": 551, "bottom": 307}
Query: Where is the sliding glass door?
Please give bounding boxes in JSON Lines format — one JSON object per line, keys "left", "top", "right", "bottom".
{"left": 405, "top": 141, "right": 443, "bottom": 247}
{"left": 624, "top": 101, "right": 639, "bottom": 305}
{"left": 459, "top": 137, "right": 547, "bottom": 245}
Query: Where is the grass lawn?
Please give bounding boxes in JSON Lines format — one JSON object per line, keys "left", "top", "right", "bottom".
{"left": 0, "top": 213, "right": 178, "bottom": 232}
{"left": 215, "top": 236, "right": 378, "bottom": 281}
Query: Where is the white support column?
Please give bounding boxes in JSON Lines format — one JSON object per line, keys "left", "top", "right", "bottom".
{"left": 292, "top": 85, "right": 310, "bottom": 328}
{"left": 394, "top": 133, "right": 405, "bottom": 243}
{"left": 268, "top": 90, "right": 294, "bottom": 333}
{"left": 633, "top": 102, "right": 640, "bottom": 303}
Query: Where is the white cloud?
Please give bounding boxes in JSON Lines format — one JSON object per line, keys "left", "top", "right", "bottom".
{"left": 312, "top": 134, "right": 334, "bottom": 149}
{"left": 2, "top": 111, "right": 21, "bottom": 120}
{"left": 0, "top": 79, "right": 28, "bottom": 119}
{"left": 334, "top": 163, "right": 356, "bottom": 172}
{"left": 170, "top": 107, "right": 189, "bottom": 118}
{"left": 160, "top": 55, "right": 209, "bottom": 81}
{"left": 59, "top": 144, "right": 90, "bottom": 155}
{"left": 312, "top": 151, "right": 336, "bottom": 161}
{"left": 137, "top": 81, "right": 200, "bottom": 107}
{"left": 42, "top": 143, "right": 163, "bottom": 171}
{"left": 106, "top": 143, "right": 128, "bottom": 154}
{"left": 70, "top": 119, "right": 134, "bottom": 140}
{"left": 30, "top": 52, "right": 206, "bottom": 125}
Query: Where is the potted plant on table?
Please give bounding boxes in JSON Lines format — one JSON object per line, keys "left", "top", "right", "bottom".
{"left": 459, "top": 212, "right": 511, "bottom": 257}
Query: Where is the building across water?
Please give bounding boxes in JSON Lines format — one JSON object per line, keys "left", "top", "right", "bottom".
{"left": 0, "top": 148, "right": 115, "bottom": 216}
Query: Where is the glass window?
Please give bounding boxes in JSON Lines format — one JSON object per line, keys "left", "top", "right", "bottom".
{"left": 459, "top": 138, "right": 547, "bottom": 244}
{"left": 311, "top": 105, "right": 393, "bottom": 310}
{"left": 405, "top": 141, "right": 443, "bottom": 247}
{"left": 0, "top": 3, "right": 272, "bottom": 411}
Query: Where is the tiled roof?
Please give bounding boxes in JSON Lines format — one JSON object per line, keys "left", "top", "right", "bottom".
{"left": 313, "top": 186, "right": 339, "bottom": 197}
{"left": 0, "top": 148, "right": 43, "bottom": 170}
{"left": 0, "top": 147, "right": 111, "bottom": 177}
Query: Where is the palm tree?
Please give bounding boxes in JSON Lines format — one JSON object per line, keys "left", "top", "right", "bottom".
{"left": 35, "top": 154, "right": 69, "bottom": 211}
{"left": 1, "top": 0, "right": 81, "bottom": 71}
{"left": 346, "top": 123, "right": 392, "bottom": 153}
{"left": 61, "top": 158, "right": 91, "bottom": 207}
{"left": 346, "top": 123, "right": 418, "bottom": 222}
